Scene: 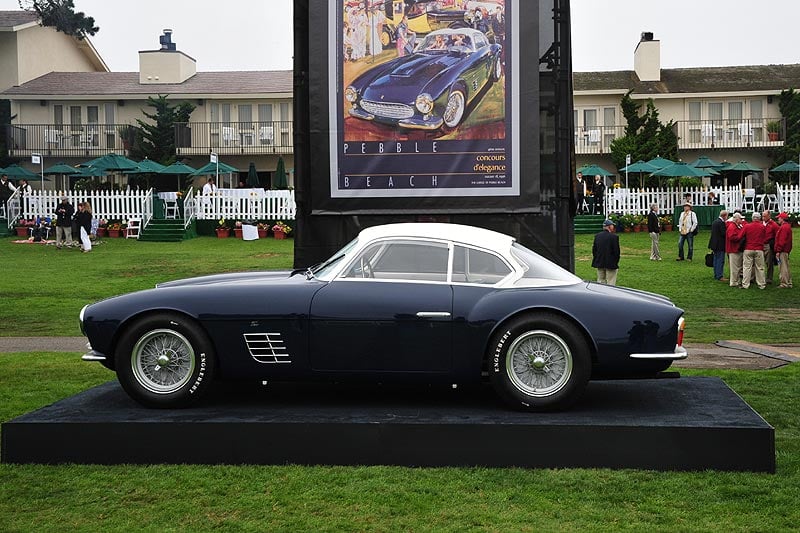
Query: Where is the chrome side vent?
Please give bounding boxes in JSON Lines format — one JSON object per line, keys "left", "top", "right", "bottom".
{"left": 244, "top": 333, "right": 292, "bottom": 364}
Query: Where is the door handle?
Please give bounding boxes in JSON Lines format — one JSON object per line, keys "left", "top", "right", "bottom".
{"left": 416, "top": 312, "right": 451, "bottom": 318}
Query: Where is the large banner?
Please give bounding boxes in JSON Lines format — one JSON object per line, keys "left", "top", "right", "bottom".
{"left": 308, "top": 0, "right": 540, "bottom": 213}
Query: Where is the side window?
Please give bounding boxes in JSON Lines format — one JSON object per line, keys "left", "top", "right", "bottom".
{"left": 452, "top": 246, "right": 511, "bottom": 285}
{"left": 343, "top": 240, "right": 449, "bottom": 282}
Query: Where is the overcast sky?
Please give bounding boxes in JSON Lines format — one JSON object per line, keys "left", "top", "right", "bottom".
{"left": 2, "top": 0, "right": 798, "bottom": 72}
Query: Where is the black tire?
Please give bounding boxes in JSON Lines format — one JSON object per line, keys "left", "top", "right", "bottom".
{"left": 488, "top": 313, "right": 590, "bottom": 411}
{"left": 490, "top": 55, "right": 502, "bottom": 82}
{"left": 115, "top": 313, "right": 215, "bottom": 408}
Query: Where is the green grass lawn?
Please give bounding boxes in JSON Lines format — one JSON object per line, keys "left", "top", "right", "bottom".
{"left": 1, "top": 232, "right": 799, "bottom": 531}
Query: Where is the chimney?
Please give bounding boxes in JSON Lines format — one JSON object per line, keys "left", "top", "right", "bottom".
{"left": 139, "top": 29, "right": 197, "bottom": 84}
{"left": 634, "top": 31, "right": 661, "bottom": 82}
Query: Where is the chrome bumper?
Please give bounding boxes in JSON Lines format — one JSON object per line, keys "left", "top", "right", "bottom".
{"left": 629, "top": 345, "right": 688, "bottom": 361}
{"left": 81, "top": 342, "right": 107, "bottom": 362}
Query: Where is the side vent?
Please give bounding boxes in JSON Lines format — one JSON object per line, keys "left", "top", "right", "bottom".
{"left": 244, "top": 333, "right": 292, "bottom": 364}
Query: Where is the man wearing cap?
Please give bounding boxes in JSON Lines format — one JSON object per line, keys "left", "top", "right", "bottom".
{"left": 741, "top": 212, "right": 766, "bottom": 289}
{"left": 762, "top": 211, "right": 778, "bottom": 284}
{"left": 592, "top": 219, "right": 620, "bottom": 286}
{"left": 774, "top": 212, "right": 793, "bottom": 288}
{"left": 726, "top": 212, "right": 746, "bottom": 287}
{"left": 676, "top": 202, "right": 698, "bottom": 261}
{"left": 54, "top": 195, "right": 75, "bottom": 249}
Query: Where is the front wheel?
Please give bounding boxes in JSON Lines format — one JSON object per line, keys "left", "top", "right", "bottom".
{"left": 442, "top": 88, "right": 466, "bottom": 128}
{"left": 488, "top": 314, "right": 590, "bottom": 411}
{"left": 115, "top": 313, "right": 215, "bottom": 408}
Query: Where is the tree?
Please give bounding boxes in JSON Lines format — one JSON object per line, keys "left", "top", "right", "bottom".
{"left": 18, "top": 1, "right": 98, "bottom": 39}
{"left": 609, "top": 91, "right": 679, "bottom": 187}
{"left": 129, "top": 95, "right": 195, "bottom": 188}
{"left": 769, "top": 88, "right": 800, "bottom": 184}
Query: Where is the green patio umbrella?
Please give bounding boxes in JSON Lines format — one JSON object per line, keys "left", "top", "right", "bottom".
{"left": 645, "top": 156, "right": 675, "bottom": 169}
{"left": 770, "top": 161, "right": 799, "bottom": 173}
{"left": 75, "top": 166, "right": 108, "bottom": 177}
{"left": 650, "top": 162, "right": 711, "bottom": 178}
{"left": 82, "top": 152, "right": 139, "bottom": 171}
{"left": 124, "top": 158, "right": 166, "bottom": 174}
{"left": 689, "top": 155, "right": 724, "bottom": 169}
{"left": 2, "top": 164, "right": 40, "bottom": 179}
{"left": 618, "top": 160, "right": 657, "bottom": 188}
{"left": 274, "top": 156, "right": 288, "bottom": 189}
{"left": 158, "top": 162, "right": 197, "bottom": 190}
{"left": 43, "top": 162, "right": 81, "bottom": 191}
{"left": 246, "top": 162, "right": 260, "bottom": 188}
{"left": 190, "top": 161, "right": 240, "bottom": 175}
{"left": 577, "top": 163, "right": 614, "bottom": 177}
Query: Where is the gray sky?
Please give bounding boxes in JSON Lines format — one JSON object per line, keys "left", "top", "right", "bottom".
{"left": 2, "top": 0, "right": 798, "bottom": 72}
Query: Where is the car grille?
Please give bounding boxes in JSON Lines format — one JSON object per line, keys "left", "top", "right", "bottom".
{"left": 244, "top": 332, "right": 291, "bottom": 364}
{"left": 361, "top": 99, "right": 414, "bottom": 119}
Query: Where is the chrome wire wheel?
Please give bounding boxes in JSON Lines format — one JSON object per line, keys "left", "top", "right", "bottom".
{"left": 131, "top": 329, "right": 196, "bottom": 395}
{"left": 506, "top": 330, "right": 573, "bottom": 398}
{"left": 443, "top": 90, "right": 465, "bottom": 128}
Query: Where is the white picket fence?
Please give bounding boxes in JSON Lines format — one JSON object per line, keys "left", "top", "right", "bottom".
{"left": 7, "top": 188, "right": 296, "bottom": 228}
{"left": 602, "top": 185, "right": 800, "bottom": 216}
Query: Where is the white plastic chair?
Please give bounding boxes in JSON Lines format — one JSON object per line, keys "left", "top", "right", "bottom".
{"left": 221, "top": 126, "right": 235, "bottom": 146}
{"left": 588, "top": 129, "right": 601, "bottom": 143}
{"left": 701, "top": 123, "right": 714, "bottom": 142}
{"left": 126, "top": 219, "right": 141, "bottom": 239}
{"left": 259, "top": 125, "right": 274, "bottom": 145}
{"left": 738, "top": 123, "right": 753, "bottom": 144}
{"left": 164, "top": 200, "right": 179, "bottom": 219}
{"left": 741, "top": 189, "right": 756, "bottom": 212}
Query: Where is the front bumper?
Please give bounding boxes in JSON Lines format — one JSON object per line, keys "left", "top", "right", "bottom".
{"left": 348, "top": 107, "right": 444, "bottom": 130}
{"left": 81, "top": 341, "right": 107, "bottom": 362}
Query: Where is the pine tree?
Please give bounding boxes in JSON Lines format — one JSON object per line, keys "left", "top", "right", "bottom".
{"left": 18, "top": 0, "right": 98, "bottom": 39}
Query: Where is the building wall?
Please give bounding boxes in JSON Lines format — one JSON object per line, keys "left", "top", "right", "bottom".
{"left": 15, "top": 25, "right": 98, "bottom": 83}
{"left": 0, "top": 32, "right": 21, "bottom": 91}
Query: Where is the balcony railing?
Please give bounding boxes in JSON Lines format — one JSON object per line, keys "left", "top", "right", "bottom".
{"left": 4, "top": 123, "right": 134, "bottom": 158}
{"left": 575, "top": 118, "right": 785, "bottom": 154}
{"left": 173, "top": 121, "right": 294, "bottom": 156}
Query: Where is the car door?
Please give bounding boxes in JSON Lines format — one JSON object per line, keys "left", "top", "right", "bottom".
{"left": 309, "top": 238, "right": 453, "bottom": 373}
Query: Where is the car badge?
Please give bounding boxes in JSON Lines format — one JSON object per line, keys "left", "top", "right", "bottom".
{"left": 380, "top": 95, "right": 385, "bottom": 100}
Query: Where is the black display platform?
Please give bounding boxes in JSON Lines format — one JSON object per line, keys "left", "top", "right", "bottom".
{"left": 2, "top": 377, "right": 775, "bottom": 472}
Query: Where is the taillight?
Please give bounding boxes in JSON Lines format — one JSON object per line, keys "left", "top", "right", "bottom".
{"left": 676, "top": 316, "right": 685, "bottom": 347}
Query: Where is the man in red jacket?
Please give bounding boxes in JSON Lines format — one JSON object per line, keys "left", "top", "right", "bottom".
{"left": 775, "top": 212, "right": 793, "bottom": 288}
{"left": 742, "top": 212, "right": 766, "bottom": 289}
{"left": 726, "top": 212, "right": 746, "bottom": 287}
{"left": 762, "top": 211, "right": 779, "bottom": 284}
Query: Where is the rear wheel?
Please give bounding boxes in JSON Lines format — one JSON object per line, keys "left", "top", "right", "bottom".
{"left": 489, "top": 314, "right": 590, "bottom": 411}
{"left": 115, "top": 313, "right": 215, "bottom": 408}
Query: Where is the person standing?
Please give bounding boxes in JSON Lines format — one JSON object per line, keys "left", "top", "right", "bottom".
{"left": 591, "top": 175, "right": 605, "bottom": 215}
{"left": 369, "top": 5, "right": 386, "bottom": 57}
{"left": 726, "top": 212, "right": 746, "bottom": 287}
{"left": 17, "top": 179, "right": 32, "bottom": 197}
{"left": 0, "top": 174, "right": 16, "bottom": 214}
{"left": 592, "top": 219, "right": 620, "bottom": 286}
{"left": 762, "top": 210, "right": 778, "bottom": 284}
{"left": 574, "top": 172, "right": 586, "bottom": 215}
{"left": 54, "top": 195, "right": 75, "bottom": 249}
{"left": 774, "top": 212, "right": 793, "bottom": 288}
{"left": 396, "top": 15, "right": 409, "bottom": 57}
{"left": 741, "top": 211, "right": 766, "bottom": 290}
{"left": 708, "top": 210, "right": 729, "bottom": 281}
{"left": 647, "top": 204, "right": 662, "bottom": 261}
{"left": 676, "top": 202, "right": 698, "bottom": 261}
{"left": 75, "top": 202, "right": 93, "bottom": 253}
{"left": 202, "top": 177, "right": 217, "bottom": 195}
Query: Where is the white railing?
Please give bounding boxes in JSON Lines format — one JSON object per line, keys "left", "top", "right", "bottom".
{"left": 195, "top": 189, "right": 296, "bottom": 221}
{"left": 13, "top": 188, "right": 296, "bottom": 225}
{"left": 603, "top": 186, "right": 743, "bottom": 216}
{"left": 777, "top": 184, "right": 800, "bottom": 213}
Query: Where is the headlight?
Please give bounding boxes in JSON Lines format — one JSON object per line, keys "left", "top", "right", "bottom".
{"left": 416, "top": 93, "right": 434, "bottom": 114}
{"left": 345, "top": 86, "right": 358, "bottom": 103}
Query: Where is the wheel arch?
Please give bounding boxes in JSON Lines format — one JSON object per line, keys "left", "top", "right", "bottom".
{"left": 482, "top": 307, "right": 598, "bottom": 368}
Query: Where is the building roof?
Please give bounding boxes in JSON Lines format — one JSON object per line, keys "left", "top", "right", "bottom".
{"left": 3, "top": 70, "right": 293, "bottom": 97}
{"left": 574, "top": 64, "right": 800, "bottom": 95}
{"left": 0, "top": 10, "right": 38, "bottom": 29}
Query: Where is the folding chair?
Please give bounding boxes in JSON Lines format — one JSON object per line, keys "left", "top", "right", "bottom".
{"left": 126, "top": 218, "right": 141, "bottom": 239}
{"left": 164, "top": 199, "right": 179, "bottom": 219}
{"left": 741, "top": 189, "right": 756, "bottom": 212}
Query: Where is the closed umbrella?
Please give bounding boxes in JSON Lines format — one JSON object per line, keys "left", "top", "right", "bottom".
{"left": 246, "top": 162, "right": 260, "bottom": 188}
{"left": 274, "top": 156, "right": 288, "bottom": 189}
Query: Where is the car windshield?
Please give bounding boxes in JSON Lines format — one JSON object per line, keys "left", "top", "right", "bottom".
{"left": 418, "top": 32, "right": 474, "bottom": 53}
{"left": 510, "top": 242, "right": 582, "bottom": 285}
{"left": 311, "top": 237, "right": 359, "bottom": 280}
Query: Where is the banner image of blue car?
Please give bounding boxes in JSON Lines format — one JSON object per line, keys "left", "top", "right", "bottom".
{"left": 330, "top": 0, "right": 518, "bottom": 198}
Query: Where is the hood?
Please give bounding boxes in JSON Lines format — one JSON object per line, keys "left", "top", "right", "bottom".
{"left": 358, "top": 53, "right": 459, "bottom": 101}
{"left": 156, "top": 270, "right": 294, "bottom": 289}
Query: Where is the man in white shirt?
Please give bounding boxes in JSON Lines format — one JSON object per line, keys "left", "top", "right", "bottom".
{"left": 202, "top": 177, "right": 217, "bottom": 195}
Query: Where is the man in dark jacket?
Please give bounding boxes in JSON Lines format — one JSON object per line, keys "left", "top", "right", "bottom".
{"left": 592, "top": 219, "right": 620, "bottom": 286}
{"left": 647, "top": 203, "right": 661, "bottom": 261}
{"left": 54, "top": 196, "right": 75, "bottom": 249}
{"left": 708, "top": 210, "right": 729, "bottom": 281}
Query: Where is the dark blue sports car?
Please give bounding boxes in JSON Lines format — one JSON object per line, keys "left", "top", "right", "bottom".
{"left": 345, "top": 28, "right": 503, "bottom": 132}
{"left": 80, "top": 223, "right": 687, "bottom": 411}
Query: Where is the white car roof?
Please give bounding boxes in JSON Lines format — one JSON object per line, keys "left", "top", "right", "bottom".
{"left": 357, "top": 223, "right": 515, "bottom": 254}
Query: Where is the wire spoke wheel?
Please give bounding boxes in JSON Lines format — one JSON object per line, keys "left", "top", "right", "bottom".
{"left": 506, "top": 330, "right": 573, "bottom": 398}
{"left": 443, "top": 90, "right": 465, "bottom": 128}
{"left": 131, "top": 329, "right": 196, "bottom": 394}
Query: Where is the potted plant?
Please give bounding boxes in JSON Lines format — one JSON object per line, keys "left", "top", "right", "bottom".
{"left": 234, "top": 220, "right": 243, "bottom": 239}
{"left": 272, "top": 221, "right": 292, "bottom": 240}
{"left": 96, "top": 219, "right": 108, "bottom": 238}
{"left": 216, "top": 218, "right": 231, "bottom": 238}
{"left": 660, "top": 215, "right": 673, "bottom": 232}
{"left": 257, "top": 222, "right": 270, "bottom": 239}
{"left": 107, "top": 222, "right": 122, "bottom": 238}
{"left": 766, "top": 121, "right": 781, "bottom": 142}
{"left": 14, "top": 219, "right": 35, "bottom": 237}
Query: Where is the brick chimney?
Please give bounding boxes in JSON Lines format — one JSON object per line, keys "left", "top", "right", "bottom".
{"left": 634, "top": 32, "right": 661, "bottom": 82}
{"left": 138, "top": 29, "right": 196, "bottom": 84}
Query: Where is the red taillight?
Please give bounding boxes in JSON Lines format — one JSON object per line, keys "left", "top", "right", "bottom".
{"left": 676, "top": 317, "right": 685, "bottom": 347}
